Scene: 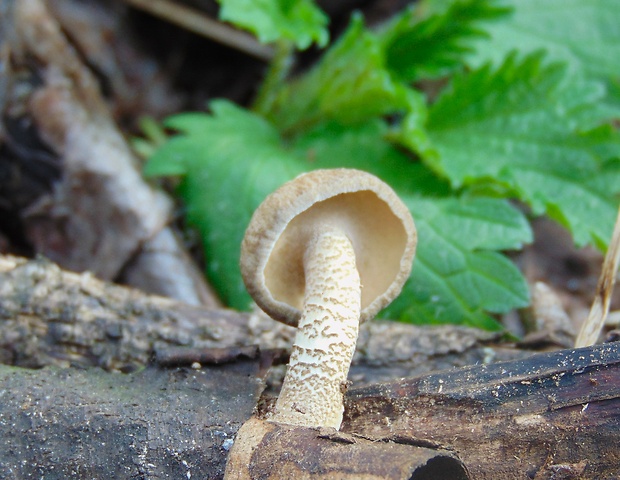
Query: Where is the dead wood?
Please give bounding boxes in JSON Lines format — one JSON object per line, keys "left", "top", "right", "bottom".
{"left": 0, "top": 362, "right": 264, "bottom": 479}
{"left": 0, "top": 0, "right": 220, "bottom": 307}
{"left": 121, "top": 0, "right": 274, "bottom": 61}
{"left": 0, "top": 254, "right": 245, "bottom": 370}
{"left": 575, "top": 206, "right": 620, "bottom": 347}
{"left": 0, "top": 334, "right": 617, "bottom": 478}
{"left": 0, "top": 254, "right": 618, "bottom": 478}
{"left": 223, "top": 417, "right": 470, "bottom": 479}
{"left": 0, "top": 254, "right": 514, "bottom": 379}
{"left": 343, "top": 342, "right": 620, "bottom": 479}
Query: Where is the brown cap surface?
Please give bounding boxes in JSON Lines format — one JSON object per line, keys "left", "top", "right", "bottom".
{"left": 240, "top": 169, "right": 417, "bottom": 326}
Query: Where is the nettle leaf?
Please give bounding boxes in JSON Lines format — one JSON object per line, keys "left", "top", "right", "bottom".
{"left": 292, "top": 121, "right": 530, "bottom": 329}
{"left": 404, "top": 53, "right": 620, "bottom": 248}
{"left": 384, "top": 196, "right": 531, "bottom": 329}
{"left": 467, "top": 0, "right": 620, "bottom": 108}
{"left": 266, "top": 14, "right": 421, "bottom": 134}
{"left": 292, "top": 120, "right": 450, "bottom": 197}
{"left": 146, "top": 107, "right": 530, "bottom": 329}
{"left": 382, "top": 0, "right": 510, "bottom": 82}
{"left": 146, "top": 100, "right": 305, "bottom": 309}
{"left": 218, "top": 0, "right": 328, "bottom": 49}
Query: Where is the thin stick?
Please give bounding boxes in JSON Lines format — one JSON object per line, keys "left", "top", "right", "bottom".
{"left": 575, "top": 206, "right": 620, "bottom": 347}
{"left": 123, "top": 0, "right": 273, "bottom": 61}
{"left": 251, "top": 41, "right": 293, "bottom": 115}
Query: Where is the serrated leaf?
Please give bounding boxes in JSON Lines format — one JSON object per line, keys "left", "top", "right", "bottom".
{"left": 412, "top": 197, "right": 532, "bottom": 251}
{"left": 295, "top": 122, "right": 532, "bottom": 330}
{"left": 217, "top": 0, "right": 328, "bottom": 49}
{"left": 404, "top": 53, "right": 620, "bottom": 248}
{"left": 265, "top": 14, "right": 420, "bottom": 134}
{"left": 468, "top": 0, "right": 620, "bottom": 109}
{"left": 292, "top": 120, "right": 450, "bottom": 197}
{"left": 146, "top": 100, "right": 305, "bottom": 309}
{"left": 384, "top": 196, "right": 531, "bottom": 329}
{"left": 381, "top": 0, "right": 510, "bottom": 82}
{"left": 143, "top": 136, "right": 199, "bottom": 177}
{"left": 146, "top": 105, "right": 531, "bottom": 330}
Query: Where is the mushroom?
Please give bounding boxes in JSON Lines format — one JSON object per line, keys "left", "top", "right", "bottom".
{"left": 241, "top": 168, "right": 416, "bottom": 429}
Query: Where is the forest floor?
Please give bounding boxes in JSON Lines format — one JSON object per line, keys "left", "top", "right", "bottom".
{"left": 1, "top": 2, "right": 619, "bottom": 478}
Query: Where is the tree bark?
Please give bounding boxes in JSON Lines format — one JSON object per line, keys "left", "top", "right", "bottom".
{"left": 1, "top": 341, "right": 618, "bottom": 478}
{"left": 223, "top": 417, "right": 470, "bottom": 480}
{"left": 0, "top": 254, "right": 510, "bottom": 377}
{"left": 0, "top": 363, "right": 263, "bottom": 479}
{"left": 343, "top": 343, "right": 620, "bottom": 479}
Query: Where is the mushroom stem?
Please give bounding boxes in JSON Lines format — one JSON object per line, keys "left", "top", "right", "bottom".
{"left": 271, "top": 228, "right": 361, "bottom": 429}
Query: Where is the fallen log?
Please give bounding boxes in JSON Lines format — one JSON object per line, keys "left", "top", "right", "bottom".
{"left": 343, "top": 342, "right": 620, "bottom": 479}
{"left": 0, "top": 363, "right": 263, "bottom": 479}
{"left": 0, "top": 254, "right": 511, "bottom": 380}
{"left": 1, "top": 255, "right": 617, "bottom": 478}
{"left": 223, "top": 417, "right": 470, "bottom": 479}
{"left": 0, "top": 342, "right": 617, "bottom": 478}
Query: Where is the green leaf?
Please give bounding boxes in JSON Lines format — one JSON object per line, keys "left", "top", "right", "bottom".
{"left": 384, "top": 196, "right": 531, "bottom": 329}
{"left": 146, "top": 105, "right": 530, "bottom": 330}
{"left": 217, "top": 0, "right": 328, "bottom": 49}
{"left": 293, "top": 121, "right": 531, "bottom": 330}
{"left": 292, "top": 120, "right": 451, "bottom": 197}
{"left": 132, "top": 117, "right": 169, "bottom": 159}
{"left": 404, "top": 53, "right": 620, "bottom": 247}
{"left": 382, "top": 0, "right": 511, "bottom": 82}
{"left": 143, "top": 136, "right": 197, "bottom": 177}
{"left": 146, "top": 100, "right": 305, "bottom": 309}
{"left": 265, "top": 14, "right": 420, "bottom": 134}
{"left": 468, "top": 0, "right": 620, "bottom": 108}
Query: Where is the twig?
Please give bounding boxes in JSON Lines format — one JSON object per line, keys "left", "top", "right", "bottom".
{"left": 122, "top": 0, "right": 273, "bottom": 61}
{"left": 251, "top": 40, "right": 294, "bottom": 115}
{"left": 575, "top": 206, "right": 620, "bottom": 347}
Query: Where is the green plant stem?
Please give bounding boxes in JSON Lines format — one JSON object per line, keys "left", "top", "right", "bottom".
{"left": 251, "top": 41, "right": 295, "bottom": 116}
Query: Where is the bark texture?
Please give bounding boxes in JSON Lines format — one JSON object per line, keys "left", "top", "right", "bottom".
{"left": 0, "top": 254, "right": 510, "bottom": 378}
{"left": 0, "top": 363, "right": 263, "bottom": 479}
{"left": 343, "top": 343, "right": 620, "bottom": 479}
{"left": 1, "top": 342, "right": 618, "bottom": 479}
{"left": 224, "top": 417, "right": 470, "bottom": 480}
{"left": 0, "top": 255, "right": 244, "bottom": 371}
{"left": 1, "top": 255, "right": 617, "bottom": 478}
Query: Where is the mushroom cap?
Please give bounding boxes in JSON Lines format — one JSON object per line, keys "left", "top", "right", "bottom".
{"left": 240, "top": 168, "right": 417, "bottom": 327}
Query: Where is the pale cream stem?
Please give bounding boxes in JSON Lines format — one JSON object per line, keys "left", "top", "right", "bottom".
{"left": 271, "top": 228, "right": 361, "bottom": 429}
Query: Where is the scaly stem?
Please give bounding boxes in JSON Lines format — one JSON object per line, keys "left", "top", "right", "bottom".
{"left": 271, "top": 229, "right": 361, "bottom": 429}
